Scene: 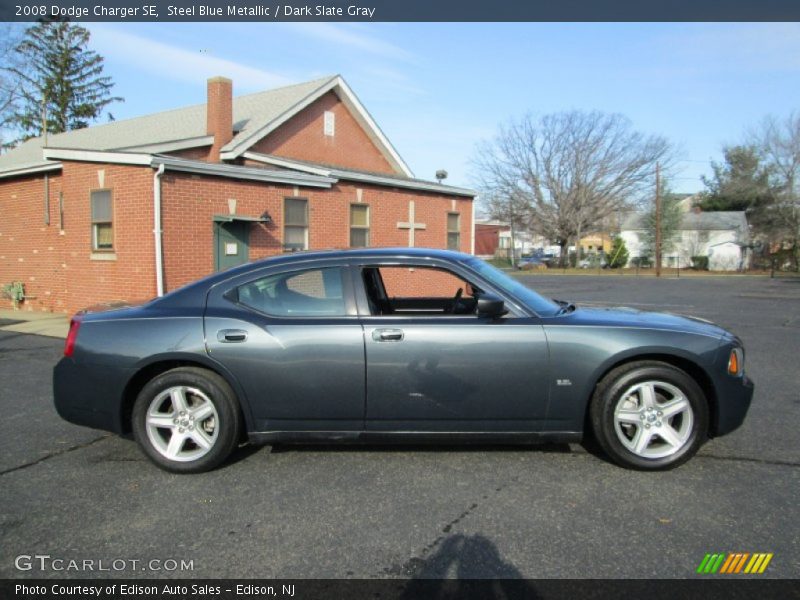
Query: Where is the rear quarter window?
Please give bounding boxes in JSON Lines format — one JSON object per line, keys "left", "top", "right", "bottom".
{"left": 237, "top": 267, "right": 345, "bottom": 317}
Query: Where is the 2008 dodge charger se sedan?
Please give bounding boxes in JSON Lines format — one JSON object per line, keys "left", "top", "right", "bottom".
{"left": 53, "top": 248, "right": 754, "bottom": 473}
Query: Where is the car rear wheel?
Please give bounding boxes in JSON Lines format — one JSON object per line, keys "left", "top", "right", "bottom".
{"left": 132, "top": 367, "right": 242, "bottom": 473}
{"left": 589, "top": 361, "right": 708, "bottom": 470}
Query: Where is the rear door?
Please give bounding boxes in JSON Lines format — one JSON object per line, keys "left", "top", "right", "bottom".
{"left": 204, "top": 262, "right": 365, "bottom": 432}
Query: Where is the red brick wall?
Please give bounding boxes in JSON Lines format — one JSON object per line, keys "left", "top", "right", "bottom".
{"left": 1, "top": 161, "right": 472, "bottom": 313}
{"left": 250, "top": 92, "right": 397, "bottom": 175}
{"left": 0, "top": 162, "right": 156, "bottom": 313}
{"left": 168, "top": 146, "right": 213, "bottom": 161}
{"left": 160, "top": 174, "right": 472, "bottom": 292}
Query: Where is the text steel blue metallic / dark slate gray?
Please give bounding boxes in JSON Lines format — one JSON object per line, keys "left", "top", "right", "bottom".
{"left": 53, "top": 248, "right": 754, "bottom": 472}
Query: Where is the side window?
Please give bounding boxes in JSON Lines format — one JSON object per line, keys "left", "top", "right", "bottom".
{"left": 237, "top": 267, "right": 346, "bottom": 317}
{"left": 361, "top": 265, "right": 481, "bottom": 317}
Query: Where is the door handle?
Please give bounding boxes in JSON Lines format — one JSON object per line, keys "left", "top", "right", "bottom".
{"left": 372, "top": 328, "right": 404, "bottom": 342}
{"left": 217, "top": 329, "right": 248, "bottom": 343}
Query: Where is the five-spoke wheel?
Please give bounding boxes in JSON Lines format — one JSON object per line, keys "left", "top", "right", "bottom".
{"left": 133, "top": 367, "right": 242, "bottom": 473}
{"left": 590, "top": 361, "right": 708, "bottom": 470}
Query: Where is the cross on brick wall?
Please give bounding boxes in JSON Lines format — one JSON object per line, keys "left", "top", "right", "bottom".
{"left": 397, "top": 200, "right": 426, "bottom": 247}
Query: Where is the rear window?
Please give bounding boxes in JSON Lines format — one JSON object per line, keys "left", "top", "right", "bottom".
{"left": 237, "top": 267, "right": 345, "bottom": 317}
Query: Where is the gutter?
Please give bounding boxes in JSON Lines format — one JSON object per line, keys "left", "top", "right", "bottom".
{"left": 0, "top": 162, "right": 62, "bottom": 179}
{"left": 153, "top": 163, "right": 166, "bottom": 297}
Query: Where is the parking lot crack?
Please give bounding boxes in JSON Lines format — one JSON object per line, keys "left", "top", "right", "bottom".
{"left": 381, "top": 501, "right": 482, "bottom": 577}
{"left": 0, "top": 435, "right": 111, "bottom": 476}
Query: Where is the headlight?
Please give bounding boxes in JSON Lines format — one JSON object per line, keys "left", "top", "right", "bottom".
{"left": 728, "top": 347, "right": 744, "bottom": 376}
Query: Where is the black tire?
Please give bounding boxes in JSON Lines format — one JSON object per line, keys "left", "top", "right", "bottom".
{"left": 132, "top": 367, "right": 242, "bottom": 473}
{"left": 589, "top": 361, "right": 708, "bottom": 470}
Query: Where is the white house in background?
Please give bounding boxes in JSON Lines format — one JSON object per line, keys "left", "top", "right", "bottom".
{"left": 620, "top": 209, "right": 750, "bottom": 271}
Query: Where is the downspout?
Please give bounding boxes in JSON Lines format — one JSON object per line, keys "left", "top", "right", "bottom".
{"left": 470, "top": 196, "right": 476, "bottom": 255}
{"left": 153, "top": 163, "right": 166, "bottom": 296}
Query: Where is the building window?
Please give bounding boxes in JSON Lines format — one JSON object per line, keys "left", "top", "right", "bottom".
{"left": 91, "top": 190, "right": 113, "bottom": 250}
{"left": 447, "top": 213, "right": 461, "bottom": 251}
{"left": 324, "top": 111, "right": 335, "bottom": 137}
{"left": 350, "top": 204, "right": 369, "bottom": 247}
{"left": 284, "top": 197, "right": 308, "bottom": 251}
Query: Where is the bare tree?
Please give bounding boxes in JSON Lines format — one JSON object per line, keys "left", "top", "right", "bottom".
{"left": 751, "top": 112, "right": 800, "bottom": 270}
{"left": 472, "top": 110, "right": 674, "bottom": 264}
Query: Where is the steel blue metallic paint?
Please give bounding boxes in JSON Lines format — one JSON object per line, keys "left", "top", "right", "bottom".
{"left": 52, "top": 248, "right": 754, "bottom": 453}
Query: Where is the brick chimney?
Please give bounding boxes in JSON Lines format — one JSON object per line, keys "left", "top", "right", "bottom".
{"left": 206, "top": 76, "right": 233, "bottom": 162}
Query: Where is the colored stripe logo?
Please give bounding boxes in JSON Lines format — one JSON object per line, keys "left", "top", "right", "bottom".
{"left": 696, "top": 552, "right": 773, "bottom": 574}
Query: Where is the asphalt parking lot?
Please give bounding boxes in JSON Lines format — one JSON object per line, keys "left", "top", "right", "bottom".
{"left": 0, "top": 275, "right": 798, "bottom": 580}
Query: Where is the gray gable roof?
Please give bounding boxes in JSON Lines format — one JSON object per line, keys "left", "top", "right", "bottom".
{"left": 0, "top": 75, "right": 337, "bottom": 173}
{"left": 621, "top": 211, "right": 748, "bottom": 232}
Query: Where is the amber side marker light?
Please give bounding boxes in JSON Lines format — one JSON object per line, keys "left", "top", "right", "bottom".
{"left": 64, "top": 316, "right": 82, "bottom": 357}
{"left": 728, "top": 348, "right": 743, "bottom": 376}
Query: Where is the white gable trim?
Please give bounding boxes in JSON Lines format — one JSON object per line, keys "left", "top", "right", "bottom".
{"left": 42, "top": 148, "right": 154, "bottom": 165}
{"left": 244, "top": 151, "right": 475, "bottom": 197}
{"left": 151, "top": 156, "right": 336, "bottom": 188}
{"left": 242, "top": 152, "right": 333, "bottom": 176}
{"left": 221, "top": 76, "right": 414, "bottom": 178}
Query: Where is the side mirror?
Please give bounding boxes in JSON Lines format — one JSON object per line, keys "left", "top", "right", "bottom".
{"left": 476, "top": 295, "right": 507, "bottom": 318}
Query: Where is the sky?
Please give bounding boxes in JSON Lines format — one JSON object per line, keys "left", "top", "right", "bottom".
{"left": 17, "top": 22, "right": 800, "bottom": 194}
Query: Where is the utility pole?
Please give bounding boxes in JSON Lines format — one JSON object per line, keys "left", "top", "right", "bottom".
{"left": 655, "top": 162, "right": 662, "bottom": 278}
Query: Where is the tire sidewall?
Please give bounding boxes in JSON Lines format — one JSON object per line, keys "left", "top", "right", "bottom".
{"left": 594, "top": 364, "right": 708, "bottom": 470}
{"left": 132, "top": 368, "right": 240, "bottom": 473}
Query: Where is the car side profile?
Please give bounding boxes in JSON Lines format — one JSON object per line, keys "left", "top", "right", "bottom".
{"left": 53, "top": 248, "right": 753, "bottom": 473}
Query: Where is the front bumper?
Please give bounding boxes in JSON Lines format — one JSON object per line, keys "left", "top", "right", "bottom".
{"left": 712, "top": 373, "right": 754, "bottom": 437}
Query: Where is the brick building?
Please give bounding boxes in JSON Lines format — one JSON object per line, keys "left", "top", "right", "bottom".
{"left": 0, "top": 75, "right": 475, "bottom": 314}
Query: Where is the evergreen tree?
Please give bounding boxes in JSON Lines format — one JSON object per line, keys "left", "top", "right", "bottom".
{"left": 607, "top": 235, "right": 629, "bottom": 268}
{"left": 5, "top": 19, "right": 121, "bottom": 142}
{"left": 698, "top": 145, "right": 773, "bottom": 213}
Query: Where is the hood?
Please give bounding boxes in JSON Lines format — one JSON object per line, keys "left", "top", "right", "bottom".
{"left": 553, "top": 305, "right": 732, "bottom": 339}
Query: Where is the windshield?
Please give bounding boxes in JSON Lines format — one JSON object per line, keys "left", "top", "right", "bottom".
{"left": 464, "top": 257, "right": 561, "bottom": 316}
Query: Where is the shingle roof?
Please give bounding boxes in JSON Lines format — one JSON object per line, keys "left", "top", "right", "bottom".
{"left": 0, "top": 76, "right": 337, "bottom": 173}
{"left": 621, "top": 211, "right": 748, "bottom": 232}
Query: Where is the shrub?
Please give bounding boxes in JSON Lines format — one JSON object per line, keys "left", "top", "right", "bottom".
{"left": 608, "top": 237, "right": 629, "bottom": 269}
{"left": 690, "top": 256, "right": 709, "bottom": 270}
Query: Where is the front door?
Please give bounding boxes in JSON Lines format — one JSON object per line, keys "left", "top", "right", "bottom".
{"left": 215, "top": 221, "right": 249, "bottom": 271}
{"left": 357, "top": 263, "right": 551, "bottom": 432}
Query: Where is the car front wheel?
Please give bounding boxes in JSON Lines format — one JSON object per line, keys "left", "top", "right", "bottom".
{"left": 589, "top": 361, "right": 708, "bottom": 470}
{"left": 132, "top": 367, "right": 242, "bottom": 473}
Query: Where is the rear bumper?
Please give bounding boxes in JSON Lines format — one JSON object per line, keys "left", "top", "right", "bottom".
{"left": 53, "top": 358, "right": 128, "bottom": 434}
{"left": 712, "top": 373, "right": 754, "bottom": 437}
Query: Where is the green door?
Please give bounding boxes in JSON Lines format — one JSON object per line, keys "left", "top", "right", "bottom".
{"left": 214, "top": 221, "right": 250, "bottom": 271}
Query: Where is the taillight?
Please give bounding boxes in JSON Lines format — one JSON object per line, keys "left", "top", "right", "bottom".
{"left": 728, "top": 347, "right": 744, "bottom": 376}
{"left": 64, "top": 316, "right": 82, "bottom": 357}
